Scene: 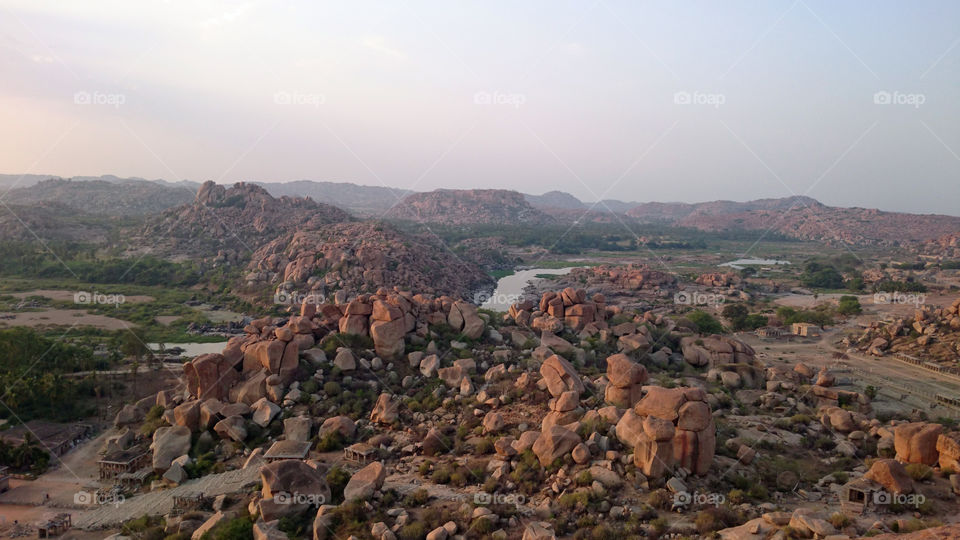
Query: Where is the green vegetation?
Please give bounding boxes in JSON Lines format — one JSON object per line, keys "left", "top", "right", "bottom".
{"left": 0, "top": 435, "right": 51, "bottom": 474}
{"left": 687, "top": 310, "right": 724, "bottom": 334}
{"left": 837, "top": 295, "right": 862, "bottom": 315}
{"left": 0, "top": 327, "right": 110, "bottom": 422}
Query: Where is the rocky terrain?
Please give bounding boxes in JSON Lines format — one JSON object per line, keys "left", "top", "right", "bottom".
{"left": 79, "top": 283, "right": 960, "bottom": 540}
{"left": 246, "top": 221, "right": 492, "bottom": 301}
{"left": 141, "top": 181, "right": 353, "bottom": 257}
{"left": 852, "top": 297, "right": 960, "bottom": 365}
{"left": 385, "top": 189, "right": 555, "bottom": 225}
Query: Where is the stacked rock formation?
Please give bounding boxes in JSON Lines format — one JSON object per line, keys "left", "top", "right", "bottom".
{"left": 695, "top": 272, "right": 741, "bottom": 287}
{"left": 680, "top": 335, "right": 756, "bottom": 368}
{"left": 507, "top": 287, "right": 608, "bottom": 334}
{"left": 603, "top": 353, "right": 648, "bottom": 408}
{"left": 565, "top": 264, "right": 677, "bottom": 291}
{"left": 615, "top": 386, "right": 715, "bottom": 478}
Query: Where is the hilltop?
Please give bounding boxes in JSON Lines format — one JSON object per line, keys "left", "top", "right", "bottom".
{"left": 385, "top": 189, "right": 554, "bottom": 225}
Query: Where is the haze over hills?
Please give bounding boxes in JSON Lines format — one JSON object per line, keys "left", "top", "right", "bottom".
{"left": 385, "top": 189, "right": 555, "bottom": 225}
{"left": 4, "top": 174, "right": 960, "bottom": 248}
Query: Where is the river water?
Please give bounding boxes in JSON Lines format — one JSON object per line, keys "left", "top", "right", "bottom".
{"left": 479, "top": 267, "right": 575, "bottom": 312}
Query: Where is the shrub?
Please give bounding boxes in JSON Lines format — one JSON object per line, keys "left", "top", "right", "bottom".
{"left": 828, "top": 512, "right": 851, "bottom": 529}
{"left": 905, "top": 463, "right": 933, "bottom": 481}
{"left": 326, "top": 466, "right": 351, "bottom": 504}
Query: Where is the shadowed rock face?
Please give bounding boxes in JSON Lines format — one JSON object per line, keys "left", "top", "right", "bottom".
{"left": 385, "top": 189, "right": 555, "bottom": 225}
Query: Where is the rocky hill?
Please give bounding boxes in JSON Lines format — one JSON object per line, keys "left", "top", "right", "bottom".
{"left": 140, "top": 182, "right": 490, "bottom": 299}
{"left": 524, "top": 190, "right": 587, "bottom": 210}
{"left": 246, "top": 221, "right": 492, "bottom": 300}
{"left": 623, "top": 196, "right": 960, "bottom": 246}
{"left": 4, "top": 178, "right": 196, "bottom": 216}
{"left": 0, "top": 201, "right": 115, "bottom": 243}
{"left": 257, "top": 180, "right": 413, "bottom": 216}
{"left": 385, "top": 189, "right": 554, "bottom": 225}
{"left": 141, "top": 181, "right": 352, "bottom": 258}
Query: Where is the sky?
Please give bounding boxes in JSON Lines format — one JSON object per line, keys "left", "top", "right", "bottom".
{"left": 0, "top": 0, "right": 958, "bottom": 214}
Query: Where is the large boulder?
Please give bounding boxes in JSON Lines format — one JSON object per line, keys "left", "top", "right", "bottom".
{"left": 173, "top": 400, "right": 202, "bottom": 432}
{"left": 252, "top": 398, "right": 281, "bottom": 428}
{"left": 864, "top": 459, "right": 914, "bottom": 495}
{"left": 539, "top": 355, "right": 584, "bottom": 397}
{"left": 532, "top": 426, "right": 582, "bottom": 467}
{"left": 343, "top": 461, "right": 386, "bottom": 501}
{"left": 448, "top": 301, "right": 484, "bottom": 339}
{"left": 937, "top": 431, "right": 960, "bottom": 471}
{"left": 318, "top": 416, "right": 356, "bottom": 440}
{"left": 284, "top": 416, "right": 313, "bottom": 442}
{"left": 370, "top": 318, "right": 405, "bottom": 360}
{"left": 260, "top": 460, "right": 331, "bottom": 504}
{"left": 369, "top": 393, "right": 399, "bottom": 424}
{"left": 184, "top": 353, "right": 238, "bottom": 401}
{"left": 151, "top": 426, "right": 192, "bottom": 471}
{"left": 895, "top": 422, "right": 943, "bottom": 465}
{"left": 214, "top": 416, "right": 247, "bottom": 442}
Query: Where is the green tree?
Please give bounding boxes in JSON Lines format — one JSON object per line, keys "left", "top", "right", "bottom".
{"left": 687, "top": 310, "right": 724, "bottom": 335}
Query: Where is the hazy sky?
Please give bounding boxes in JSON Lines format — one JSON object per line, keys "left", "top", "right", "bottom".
{"left": 1, "top": 1, "right": 958, "bottom": 214}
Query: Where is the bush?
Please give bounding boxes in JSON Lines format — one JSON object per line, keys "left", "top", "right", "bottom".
{"left": 326, "top": 466, "right": 351, "bottom": 503}
{"left": 323, "top": 382, "right": 341, "bottom": 396}
{"left": 397, "top": 522, "right": 428, "bottom": 540}
{"left": 905, "top": 463, "right": 933, "bottom": 481}
{"left": 828, "top": 512, "right": 851, "bottom": 529}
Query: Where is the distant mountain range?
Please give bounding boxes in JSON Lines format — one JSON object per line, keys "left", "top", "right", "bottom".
{"left": 3, "top": 174, "right": 959, "bottom": 247}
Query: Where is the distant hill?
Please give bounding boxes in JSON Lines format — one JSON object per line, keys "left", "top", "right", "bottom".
{"left": 256, "top": 180, "right": 413, "bottom": 216}
{"left": 0, "top": 202, "right": 115, "bottom": 243}
{"left": 4, "top": 178, "right": 196, "bottom": 216}
{"left": 524, "top": 190, "right": 586, "bottom": 210}
{"left": 386, "top": 189, "right": 554, "bottom": 225}
{"left": 138, "top": 181, "right": 490, "bottom": 299}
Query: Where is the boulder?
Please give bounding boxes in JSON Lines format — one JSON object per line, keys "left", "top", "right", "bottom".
{"left": 173, "top": 400, "right": 202, "bottom": 432}
{"left": 343, "top": 461, "right": 386, "bottom": 501}
{"left": 151, "top": 426, "right": 192, "bottom": 471}
{"left": 260, "top": 459, "right": 331, "bottom": 503}
{"left": 214, "top": 416, "right": 247, "bottom": 442}
{"left": 370, "top": 393, "right": 399, "bottom": 424}
{"left": 284, "top": 416, "right": 313, "bottom": 442}
{"left": 184, "top": 353, "right": 239, "bottom": 401}
{"left": 334, "top": 349, "right": 357, "bottom": 372}
{"left": 532, "top": 426, "right": 582, "bottom": 467}
{"left": 252, "top": 398, "right": 281, "bottom": 428}
{"left": 937, "top": 431, "right": 960, "bottom": 471}
{"left": 318, "top": 416, "right": 356, "bottom": 440}
{"left": 540, "top": 355, "right": 585, "bottom": 397}
{"left": 864, "top": 459, "right": 914, "bottom": 494}
{"left": 894, "top": 422, "right": 943, "bottom": 465}
{"left": 483, "top": 412, "right": 505, "bottom": 434}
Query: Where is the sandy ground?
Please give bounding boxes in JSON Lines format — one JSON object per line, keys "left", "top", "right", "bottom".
{"left": 11, "top": 290, "right": 154, "bottom": 303}
{"left": 0, "top": 430, "right": 109, "bottom": 538}
{"left": 154, "top": 315, "right": 180, "bottom": 326}
{"left": 740, "top": 318, "right": 960, "bottom": 419}
{"left": 0, "top": 309, "right": 132, "bottom": 330}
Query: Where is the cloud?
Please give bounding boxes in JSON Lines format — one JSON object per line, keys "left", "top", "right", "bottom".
{"left": 362, "top": 35, "right": 407, "bottom": 60}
